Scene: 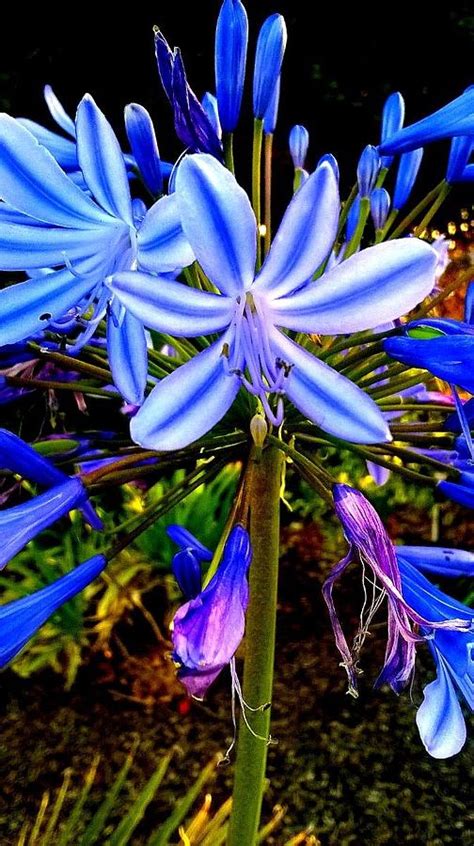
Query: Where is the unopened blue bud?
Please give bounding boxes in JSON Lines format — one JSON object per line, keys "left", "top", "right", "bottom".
{"left": 357, "top": 145, "right": 381, "bottom": 198}
{"left": 125, "top": 103, "right": 163, "bottom": 196}
{"left": 393, "top": 148, "right": 423, "bottom": 210}
{"left": 370, "top": 187, "right": 391, "bottom": 230}
{"left": 446, "top": 136, "right": 474, "bottom": 184}
{"left": 380, "top": 92, "right": 405, "bottom": 168}
{"left": 317, "top": 153, "right": 339, "bottom": 182}
{"left": 346, "top": 194, "right": 361, "bottom": 241}
{"left": 215, "top": 0, "right": 248, "bottom": 132}
{"left": 263, "top": 75, "right": 280, "bottom": 134}
{"left": 253, "top": 14, "right": 287, "bottom": 119}
{"left": 289, "top": 125, "right": 309, "bottom": 169}
{"left": 202, "top": 92, "right": 222, "bottom": 140}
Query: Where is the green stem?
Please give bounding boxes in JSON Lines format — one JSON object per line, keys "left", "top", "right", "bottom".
{"left": 228, "top": 445, "right": 283, "bottom": 846}
{"left": 252, "top": 118, "right": 264, "bottom": 269}
{"left": 375, "top": 207, "right": 398, "bottom": 242}
{"left": 414, "top": 180, "right": 451, "bottom": 236}
{"left": 263, "top": 132, "right": 273, "bottom": 257}
{"left": 224, "top": 133, "right": 235, "bottom": 173}
{"left": 389, "top": 180, "right": 444, "bottom": 239}
{"left": 319, "top": 326, "right": 400, "bottom": 361}
{"left": 336, "top": 181, "right": 358, "bottom": 239}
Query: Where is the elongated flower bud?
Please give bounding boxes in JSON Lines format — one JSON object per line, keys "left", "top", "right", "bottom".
{"left": 446, "top": 135, "right": 474, "bottom": 184}
{"left": 253, "top": 14, "right": 287, "bottom": 119}
{"left": 380, "top": 91, "right": 405, "bottom": 168}
{"left": 202, "top": 92, "right": 222, "bottom": 139}
{"left": 370, "top": 187, "right": 390, "bottom": 230}
{"left": 215, "top": 0, "right": 248, "bottom": 132}
{"left": 357, "top": 145, "right": 381, "bottom": 198}
{"left": 393, "top": 148, "right": 423, "bottom": 210}
{"left": 125, "top": 103, "right": 163, "bottom": 196}
{"left": 289, "top": 125, "right": 309, "bottom": 169}
{"left": 263, "top": 75, "right": 281, "bottom": 134}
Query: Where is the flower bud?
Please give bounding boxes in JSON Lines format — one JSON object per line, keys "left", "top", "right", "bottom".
{"left": 253, "top": 14, "right": 287, "bottom": 119}
{"left": 289, "top": 125, "right": 309, "bottom": 169}
{"left": 393, "top": 148, "right": 423, "bottom": 210}
{"left": 250, "top": 413, "right": 268, "bottom": 448}
{"left": 357, "top": 145, "right": 381, "bottom": 198}
{"left": 215, "top": 0, "right": 249, "bottom": 132}
{"left": 370, "top": 187, "right": 390, "bottom": 230}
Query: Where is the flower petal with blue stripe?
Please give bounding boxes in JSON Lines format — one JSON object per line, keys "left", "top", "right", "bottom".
{"left": 111, "top": 154, "right": 439, "bottom": 450}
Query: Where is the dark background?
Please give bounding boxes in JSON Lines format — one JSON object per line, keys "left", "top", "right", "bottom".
{"left": 0, "top": 2, "right": 472, "bottom": 215}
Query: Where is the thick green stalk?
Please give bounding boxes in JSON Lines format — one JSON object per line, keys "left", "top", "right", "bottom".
{"left": 228, "top": 445, "right": 283, "bottom": 846}
{"left": 263, "top": 132, "right": 273, "bottom": 257}
{"left": 414, "top": 180, "right": 451, "bottom": 235}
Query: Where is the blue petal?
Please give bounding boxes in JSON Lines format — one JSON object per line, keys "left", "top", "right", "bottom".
{"left": 0, "top": 428, "right": 66, "bottom": 487}
{"left": 107, "top": 308, "right": 148, "bottom": 406}
{"left": 269, "top": 327, "right": 391, "bottom": 443}
{"left": 172, "top": 549, "right": 203, "bottom": 600}
{"left": 393, "top": 148, "right": 424, "bottom": 210}
{"left": 397, "top": 546, "right": 474, "bottom": 578}
{"left": 380, "top": 91, "right": 405, "bottom": 167}
{"left": 0, "top": 478, "right": 87, "bottom": 570}
{"left": 215, "top": 0, "right": 248, "bottom": 132}
{"left": 16, "top": 119, "right": 79, "bottom": 171}
{"left": 110, "top": 270, "right": 234, "bottom": 336}
{"left": 253, "top": 161, "right": 339, "bottom": 299}
{"left": 171, "top": 51, "right": 223, "bottom": 159}
{"left": 0, "top": 263, "right": 96, "bottom": 346}
{"left": 289, "top": 125, "right": 310, "bottom": 169}
{"left": 0, "top": 220, "right": 112, "bottom": 270}
{"left": 253, "top": 14, "right": 287, "bottom": 119}
{"left": 201, "top": 93, "right": 222, "bottom": 140}
{"left": 438, "top": 475, "right": 474, "bottom": 509}
{"left": 415, "top": 652, "right": 467, "bottom": 758}
{"left": 357, "top": 145, "right": 380, "bottom": 198}
{"left": 370, "top": 187, "right": 390, "bottom": 230}
{"left": 43, "top": 85, "right": 76, "bottom": 136}
{"left": 384, "top": 335, "right": 474, "bottom": 393}
{"left": 379, "top": 88, "right": 474, "bottom": 155}
{"left": 130, "top": 332, "right": 241, "bottom": 451}
{"left": 124, "top": 103, "right": 163, "bottom": 196}
{"left": 175, "top": 154, "right": 256, "bottom": 296}
{"left": 399, "top": 559, "right": 474, "bottom": 623}
{"left": 167, "top": 525, "right": 213, "bottom": 560}
{"left": 0, "top": 115, "right": 111, "bottom": 227}
{"left": 447, "top": 136, "right": 474, "bottom": 184}
{"left": 263, "top": 75, "right": 281, "bottom": 135}
{"left": 271, "top": 239, "right": 438, "bottom": 333}
{"left": 137, "top": 193, "right": 195, "bottom": 273}
{"left": 0, "top": 554, "right": 106, "bottom": 667}
{"left": 75, "top": 95, "right": 133, "bottom": 225}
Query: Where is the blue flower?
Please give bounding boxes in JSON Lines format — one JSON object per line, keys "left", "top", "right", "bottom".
{"left": 215, "top": 0, "right": 248, "bottom": 133}
{"left": 393, "top": 148, "right": 424, "bottom": 210}
{"left": 111, "top": 154, "right": 438, "bottom": 451}
{"left": 396, "top": 545, "right": 474, "bottom": 578}
{"left": 379, "top": 87, "right": 474, "bottom": 156}
{"left": 398, "top": 556, "right": 473, "bottom": 758}
{"left": 155, "top": 31, "right": 223, "bottom": 159}
{"left": 370, "top": 187, "right": 390, "bottom": 230}
{"left": 167, "top": 524, "right": 213, "bottom": 600}
{"left": 446, "top": 135, "right": 474, "bottom": 184}
{"left": 124, "top": 103, "right": 164, "bottom": 196}
{"left": 253, "top": 14, "right": 287, "bottom": 119}
{"left": 171, "top": 525, "right": 251, "bottom": 699}
{"left": 380, "top": 91, "right": 405, "bottom": 168}
{"left": 0, "top": 554, "right": 106, "bottom": 667}
{"left": 357, "top": 145, "right": 380, "bottom": 198}
{"left": 323, "top": 484, "right": 470, "bottom": 696}
{"left": 0, "top": 95, "right": 194, "bottom": 405}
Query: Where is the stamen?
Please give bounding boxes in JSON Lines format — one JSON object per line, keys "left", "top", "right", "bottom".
{"left": 221, "top": 658, "right": 275, "bottom": 763}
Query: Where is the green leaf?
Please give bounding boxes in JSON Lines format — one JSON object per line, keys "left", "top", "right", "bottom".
{"left": 78, "top": 741, "right": 139, "bottom": 846}
{"left": 107, "top": 749, "right": 174, "bottom": 846}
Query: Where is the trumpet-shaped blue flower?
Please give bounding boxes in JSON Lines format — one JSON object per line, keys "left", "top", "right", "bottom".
{"left": 380, "top": 91, "right": 405, "bottom": 168}
{"left": 215, "top": 0, "right": 248, "bottom": 133}
{"left": 323, "top": 484, "right": 470, "bottom": 696}
{"left": 0, "top": 95, "right": 194, "bottom": 405}
{"left": 155, "top": 31, "right": 223, "bottom": 159}
{"left": 0, "top": 554, "right": 106, "bottom": 667}
{"left": 253, "top": 14, "right": 287, "bottom": 119}
{"left": 393, "top": 148, "right": 424, "bottom": 210}
{"left": 110, "top": 155, "right": 439, "bottom": 451}
{"left": 289, "top": 125, "right": 309, "bottom": 170}
{"left": 398, "top": 557, "right": 473, "bottom": 758}
{"left": 379, "top": 87, "right": 474, "bottom": 156}
{"left": 171, "top": 525, "right": 251, "bottom": 698}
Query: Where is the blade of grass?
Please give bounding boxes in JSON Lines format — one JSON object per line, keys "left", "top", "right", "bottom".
{"left": 108, "top": 749, "right": 174, "bottom": 846}
{"left": 56, "top": 756, "right": 100, "bottom": 846}
{"left": 146, "top": 756, "right": 219, "bottom": 846}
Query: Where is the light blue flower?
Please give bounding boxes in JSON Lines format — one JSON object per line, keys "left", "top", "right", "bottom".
{"left": 111, "top": 154, "right": 439, "bottom": 451}
{"left": 0, "top": 95, "right": 194, "bottom": 404}
{"left": 0, "top": 554, "right": 106, "bottom": 667}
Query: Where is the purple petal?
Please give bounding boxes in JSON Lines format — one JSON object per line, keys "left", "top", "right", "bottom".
{"left": 253, "top": 162, "right": 339, "bottom": 299}
{"left": 175, "top": 154, "right": 256, "bottom": 296}
{"left": 130, "top": 332, "right": 241, "bottom": 450}
{"left": 269, "top": 327, "right": 391, "bottom": 443}
{"left": 271, "top": 239, "right": 438, "bottom": 334}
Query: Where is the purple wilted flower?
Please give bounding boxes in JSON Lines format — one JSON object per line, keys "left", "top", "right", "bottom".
{"left": 393, "top": 148, "right": 424, "bottom": 210}
{"left": 357, "top": 145, "right": 380, "bottom": 198}
{"left": 171, "top": 525, "right": 251, "bottom": 698}
{"left": 323, "top": 484, "right": 470, "bottom": 696}
{"left": 110, "top": 154, "right": 438, "bottom": 451}
{"left": 253, "top": 14, "right": 287, "bottom": 119}
{"left": 370, "top": 187, "right": 390, "bottom": 230}
{"left": 0, "top": 95, "right": 194, "bottom": 405}
{"left": 0, "top": 554, "right": 106, "bottom": 667}
{"left": 379, "top": 87, "right": 474, "bottom": 156}
{"left": 289, "top": 125, "right": 309, "bottom": 170}
{"left": 215, "top": 0, "right": 248, "bottom": 133}
{"left": 380, "top": 91, "right": 405, "bottom": 168}
{"left": 398, "top": 556, "right": 473, "bottom": 758}
{"left": 155, "top": 30, "right": 223, "bottom": 159}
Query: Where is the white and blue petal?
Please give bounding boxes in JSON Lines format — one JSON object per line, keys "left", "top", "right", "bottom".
{"left": 175, "top": 154, "right": 256, "bottom": 296}
{"left": 0, "top": 114, "right": 111, "bottom": 228}
{"left": 137, "top": 193, "right": 195, "bottom": 273}
{"left": 269, "top": 328, "right": 391, "bottom": 443}
{"left": 0, "top": 221, "right": 113, "bottom": 270}
{"left": 415, "top": 651, "right": 467, "bottom": 759}
{"left": 130, "top": 331, "right": 241, "bottom": 451}
{"left": 107, "top": 307, "right": 148, "bottom": 406}
{"left": 270, "top": 239, "right": 438, "bottom": 334}
{"left": 253, "top": 161, "right": 339, "bottom": 299}
{"left": 43, "top": 85, "right": 76, "bottom": 136}
{"left": 110, "top": 270, "right": 234, "bottom": 336}
{"left": 75, "top": 95, "right": 133, "bottom": 225}
{"left": 16, "top": 119, "right": 78, "bottom": 171}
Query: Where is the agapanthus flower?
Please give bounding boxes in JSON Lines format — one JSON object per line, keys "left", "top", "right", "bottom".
{"left": 168, "top": 524, "right": 213, "bottom": 600}
{"left": 110, "top": 154, "right": 439, "bottom": 451}
{"left": 379, "top": 91, "right": 405, "bottom": 169}
{"left": 263, "top": 75, "right": 281, "bottom": 135}
{"left": 323, "top": 484, "right": 470, "bottom": 696}
{"left": 396, "top": 545, "right": 474, "bottom": 578}
{"left": 379, "top": 87, "right": 474, "bottom": 156}
{"left": 215, "top": 0, "right": 248, "bottom": 133}
{"left": 446, "top": 135, "right": 474, "bottom": 184}
{"left": 398, "top": 555, "right": 473, "bottom": 758}
{"left": 155, "top": 30, "right": 223, "bottom": 159}
{"left": 289, "top": 125, "right": 309, "bottom": 170}
{"left": 0, "top": 95, "right": 194, "bottom": 404}
{"left": 0, "top": 554, "right": 106, "bottom": 667}
{"left": 170, "top": 525, "right": 251, "bottom": 698}
{"left": 370, "top": 187, "right": 390, "bottom": 230}
{"left": 253, "top": 14, "right": 287, "bottom": 119}
{"left": 357, "top": 145, "right": 380, "bottom": 198}
{"left": 392, "top": 148, "right": 424, "bottom": 210}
